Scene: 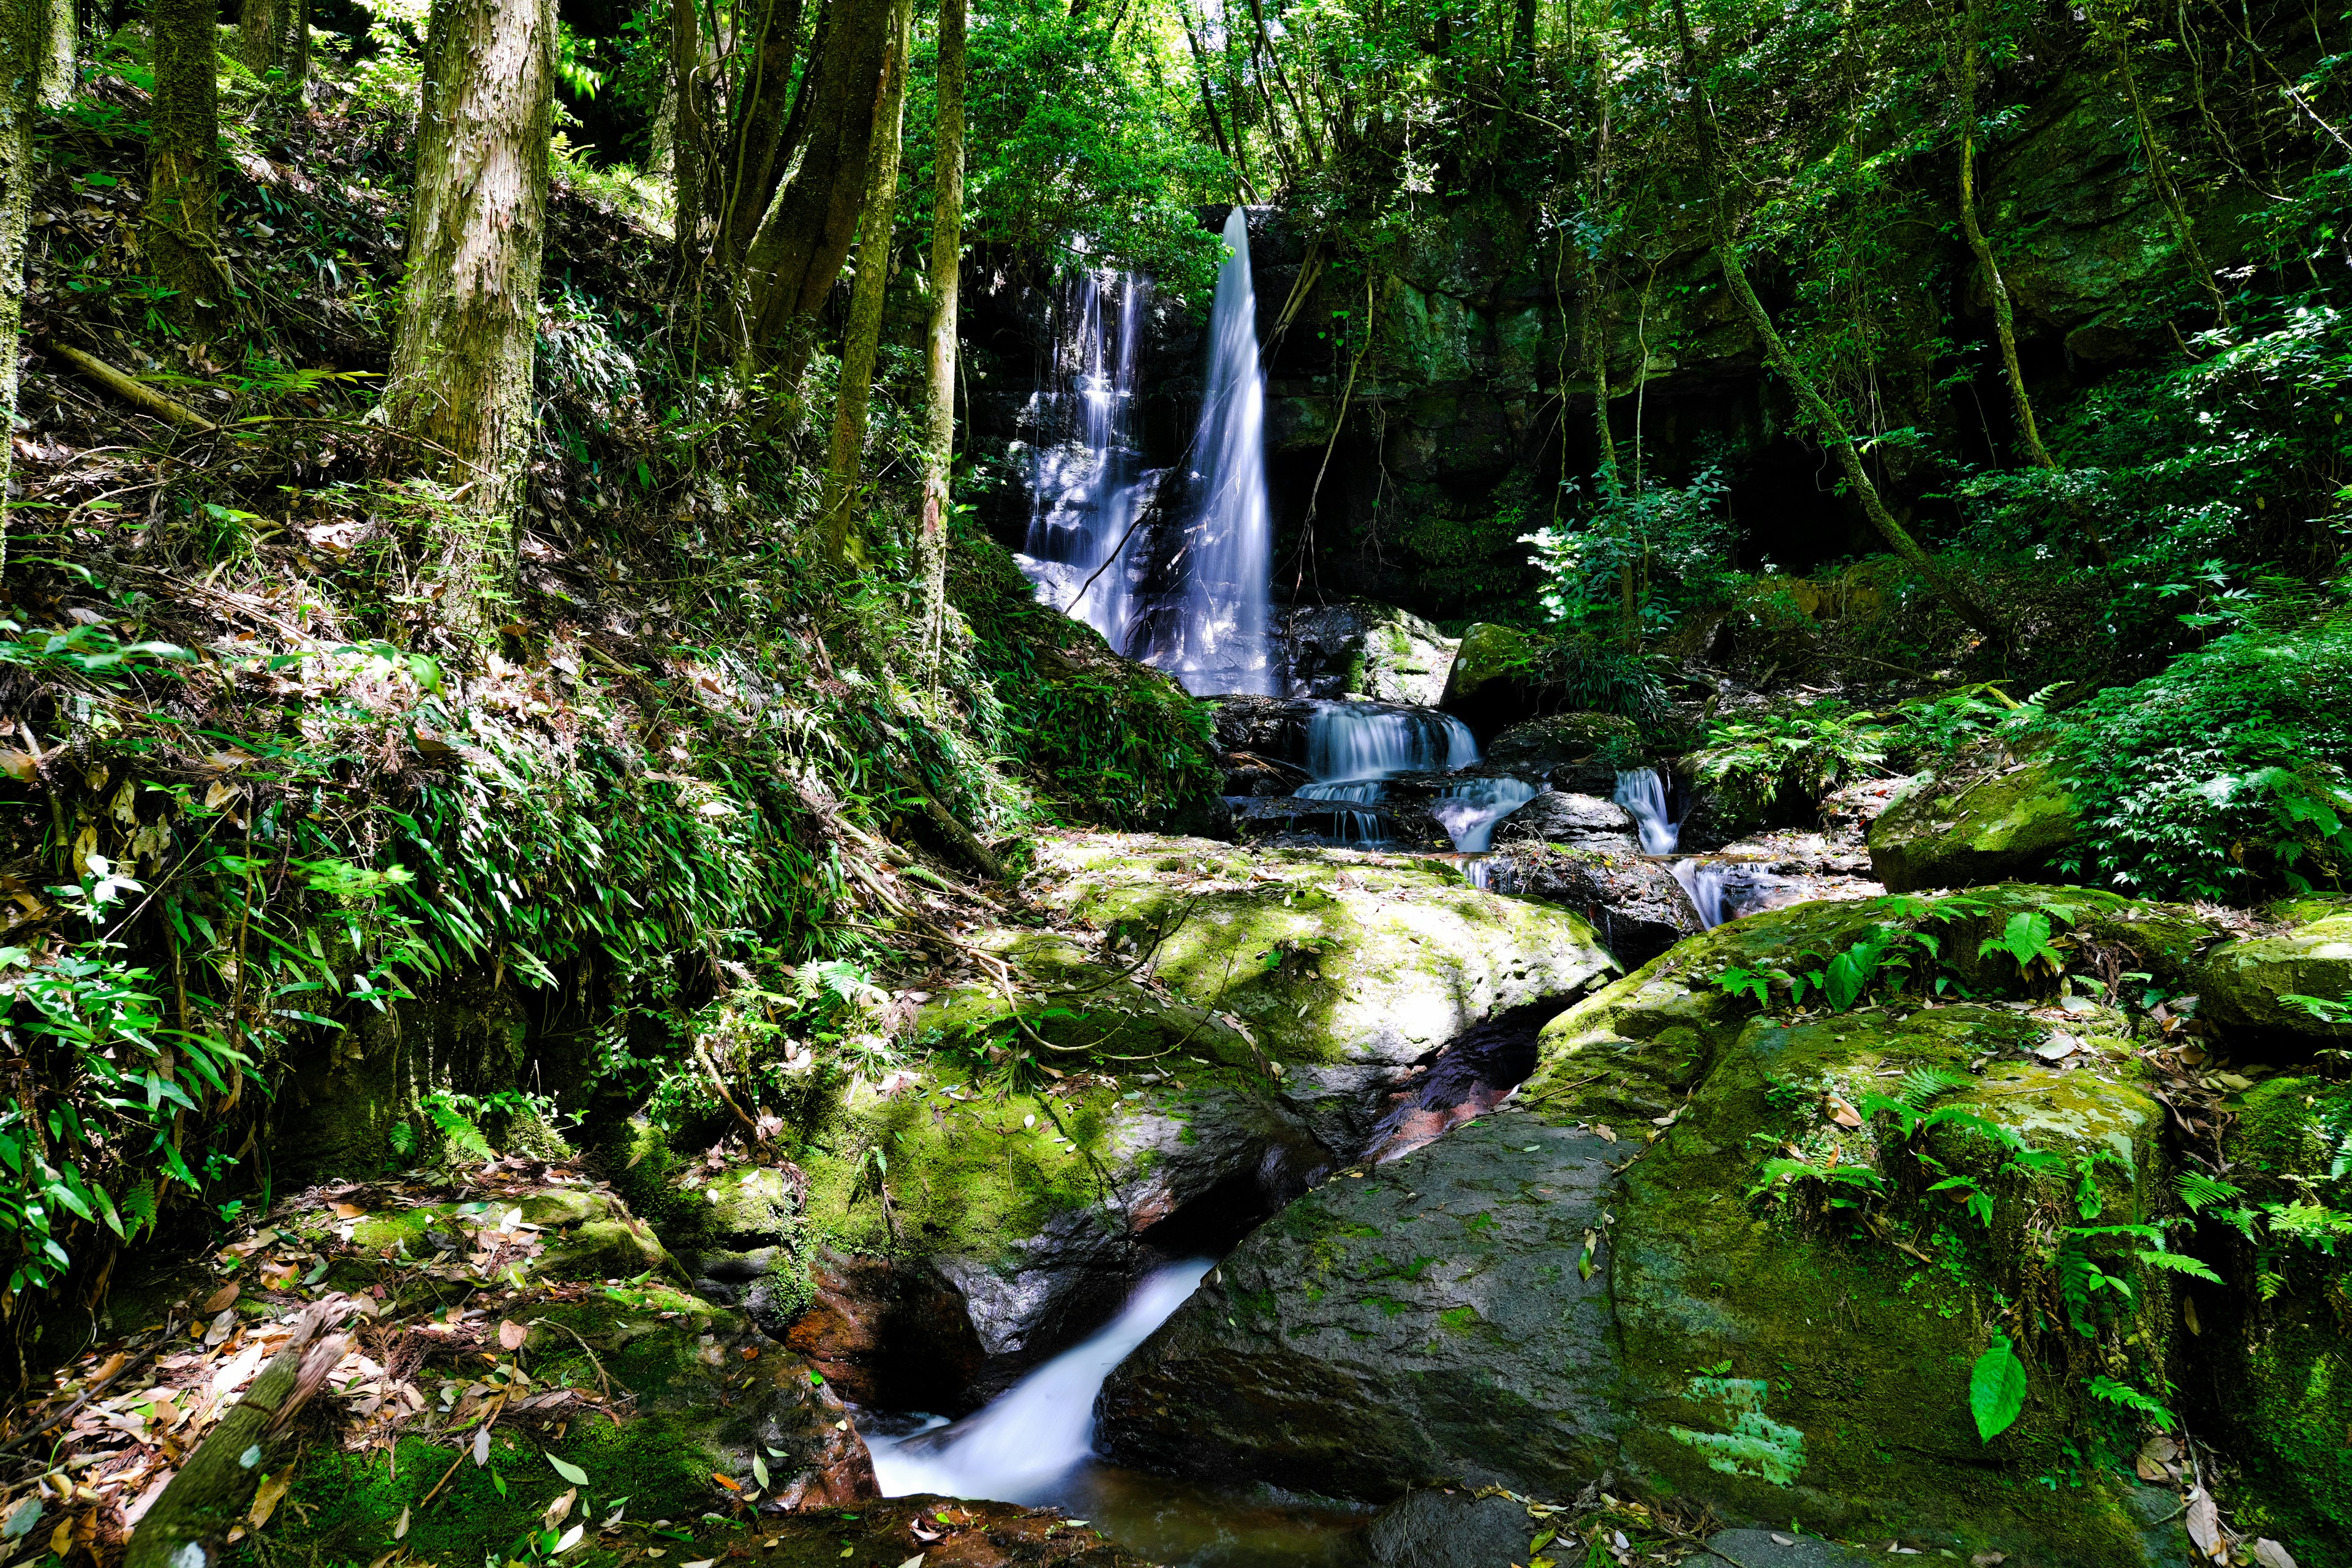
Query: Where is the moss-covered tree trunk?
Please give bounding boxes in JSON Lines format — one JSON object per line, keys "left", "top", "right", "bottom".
{"left": 915, "top": 0, "right": 963, "bottom": 668}
{"left": 813, "top": 0, "right": 908, "bottom": 566}
{"left": 382, "top": 0, "right": 557, "bottom": 638}
{"left": 737, "top": 0, "right": 894, "bottom": 377}
{"left": 669, "top": 0, "right": 704, "bottom": 282}
{"left": 146, "top": 0, "right": 221, "bottom": 331}
{"left": 0, "top": 0, "right": 48, "bottom": 577}
{"left": 39, "top": 0, "right": 71, "bottom": 106}
{"left": 240, "top": 0, "right": 304, "bottom": 88}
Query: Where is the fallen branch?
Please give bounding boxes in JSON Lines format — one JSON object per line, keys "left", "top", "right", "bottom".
{"left": 125, "top": 1302, "right": 349, "bottom": 1568}
{"left": 42, "top": 341, "right": 218, "bottom": 432}
{"left": 897, "top": 775, "right": 1005, "bottom": 880}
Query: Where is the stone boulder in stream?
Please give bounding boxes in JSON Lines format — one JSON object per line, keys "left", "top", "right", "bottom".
{"left": 1867, "top": 753, "right": 2081, "bottom": 891}
{"left": 1281, "top": 600, "right": 1460, "bottom": 707}
{"left": 1101, "top": 887, "right": 2231, "bottom": 1566}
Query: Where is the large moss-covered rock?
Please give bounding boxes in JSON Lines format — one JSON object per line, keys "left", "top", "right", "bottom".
{"left": 1484, "top": 714, "right": 1641, "bottom": 794}
{"left": 1022, "top": 832, "right": 1618, "bottom": 1135}
{"left": 1866, "top": 755, "right": 2081, "bottom": 891}
{"left": 2195, "top": 1075, "right": 2352, "bottom": 1559}
{"left": 1438, "top": 623, "right": 1542, "bottom": 737}
{"left": 2199, "top": 895, "right": 2352, "bottom": 1040}
{"left": 1101, "top": 890, "right": 2215, "bottom": 1565}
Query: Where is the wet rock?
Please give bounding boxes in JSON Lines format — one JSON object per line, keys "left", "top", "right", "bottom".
{"left": 1698, "top": 1531, "right": 1884, "bottom": 1567}
{"left": 1866, "top": 753, "right": 2079, "bottom": 891}
{"left": 1363, "top": 996, "right": 1570, "bottom": 1163}
{"left": 783, "top": 1252, "right": 989, "bottom": 1411}
{"left": 2198, "top": 895, "right": 2352, "bottom": 1041}
{"left": 1493, "top": 790, "right": 1640, "bottom": 853}
{"left": 687, "top": 1496, "right": 1150, "bottom": 1568}
{"left": 1098, "top": 1114, "right": 1623, "bottom": 1499}
{"left": 1281, "top": 600, "right": 1460, "bottom": 707}
{"left": 1210, "top": 695, "right": 1323, "bottom": 767}
{"left": 1362, "top": 1490, "right": 1539, "bottom": 1568}
{"left": 1485, "top": 713, "right": 1640, "bottom": 795}
{"left": 1472, "top": 842, "right": 1697, "bottom": 968}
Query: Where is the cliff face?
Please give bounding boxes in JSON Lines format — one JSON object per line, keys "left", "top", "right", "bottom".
{"left": 959, "top": 39, "right": 2304, "bottom": 631}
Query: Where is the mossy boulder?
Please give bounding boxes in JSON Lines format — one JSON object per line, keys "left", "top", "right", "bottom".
{"left": 1437, "top": 622, "right": 1543, "bottom": 737}
{"left": 1485, "top": 713, "right": 1641, "bottom": 793}
{"left": 1102, "top": 892, "right": 2212, "bottom": 1565}
{"left": 2195, "top": 1076, "right": 2352, "bottom": 1558}
{"left": 1866, "top": 755, "right": 2081, "bottom": 892}
{"left": 2199, "top": 895, "right": 2352, "bottom": 1041}
{"left": 1022, "top": 832, "right": 1618, "bottom": 1137}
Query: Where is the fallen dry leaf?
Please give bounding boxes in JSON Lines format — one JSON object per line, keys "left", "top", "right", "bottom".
{"left": 1824, "top": 1093, "right": 1864, "bottom": 1129}
{"left": 248, "top": 1468, "right": 293, "bottom": 1529}
{"left": 333, "top": 1203, "right": 367, "bottom": 1220}
{"left": 2251, "top": 1540, "right": 2299, "bottom": 1568}
{"left": 499, "top": 1320, "right": 527, "bottom": 1351}
{"left": 2185, "top": 1488, "right": 2222, "bottom": 1561}
{"left": 202, "top": 1283, "right": 240, "bottom": 1314}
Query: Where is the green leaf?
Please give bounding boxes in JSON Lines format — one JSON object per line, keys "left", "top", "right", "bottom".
{"left": 547, "top": 1455, "right": 589, "bottom": 1487}
{"left": 2087, "top": 1375, "right": 2177, "bottom": 1432}
{"left": 1969, "top": 1335, "right": 2027, "bottom": 1443}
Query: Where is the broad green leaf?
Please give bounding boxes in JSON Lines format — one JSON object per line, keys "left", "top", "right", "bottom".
{"left": 1969, "top": 1335, "right": 2027, "bottom": 1443}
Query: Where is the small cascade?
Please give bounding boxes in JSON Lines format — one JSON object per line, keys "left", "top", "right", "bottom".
{"left": 1295, "top": 703, "right": 1478, "bottom": 842}
{"left": 1016, "top": 269, "right": 1151, "bottom": 652}
{"left": 867, "top": 1259, "right": 1212, "bottom": 1504}
{"left": 1166, "top": 208, "right": 1275, "bottom": 696}
{"left": 1613, "top": 767, "right": 1681, "bottom": 855}
{"left": 1432, "top": 778, "right": 1540, "bottom": 853}
{"left": 1673, "top": 860, "right": 1732, "bottom": 928}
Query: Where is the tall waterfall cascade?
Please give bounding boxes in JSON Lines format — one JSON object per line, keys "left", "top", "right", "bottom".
{"left": 1166, "top": 207, "right": 1276, "bottom": 695}
{"left": 1014, "top": 268, "right": 1151, "bottom": 654}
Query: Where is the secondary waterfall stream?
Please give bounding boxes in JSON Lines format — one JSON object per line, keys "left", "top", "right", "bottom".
{"left": 1017, "top": 268, "right": 1149, "bottom": 653}
{"left": 865, "top": 1261, "right": 1363, "bottom": 1567}
{"left": 1291, "top": 703, "right": 1534, "bottom": 861}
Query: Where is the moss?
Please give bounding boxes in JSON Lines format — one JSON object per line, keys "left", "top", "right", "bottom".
{"left": 1868, "top": 755, "right": 2081, "bottom": 893}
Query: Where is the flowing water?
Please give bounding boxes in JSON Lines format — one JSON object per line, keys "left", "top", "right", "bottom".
{"left": 1017, "top": 268, "right": 1150, "bottom": 654}
{"left": 1166, "top": 208, "right": 1276, "bottom": 696}
{"left": 866, "top": 1261, "right": 1366, "bottom": 1568}
{"left": 1612, "top": 767, "right": 1681, "bottom": 856}
{"left": 1290, "top": 703, "right": 1534, "bottom": 858}
{"left": 1612, "top": 767, "right": 1783, "bottom": 928}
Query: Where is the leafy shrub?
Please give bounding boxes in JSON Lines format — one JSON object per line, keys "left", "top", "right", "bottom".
{"left": 2037, "top": 612, "right": 2352, "bottom": 899}
{"left": 1520, "top": 467, "right": 1736, "bottom": 639}
{"left": 1686, "top": 699, "right": 1887, "bottom": 822}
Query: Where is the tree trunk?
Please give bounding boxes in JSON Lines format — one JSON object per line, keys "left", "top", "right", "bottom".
{"left": 669, "top": 0, "right": 704, "bottom": 279}
{"left": 0, "top": 0, "right": 48, "bottom": 577}
{"left": 39, "top": 0, "right": 70, "bottom": 106}
{"left": 146, "top": 0, "right": 222, "bottom": 331}
{"left": 2098, "top": 12, "right": 2229, "bottom": 326}
{"left": 1953, "top": 2, "right": 2051, "bottom": 469}
{"left": 916, "top": 0, "right": 965, "bottom": 668}
{"left": 737, "top": 0, "right": 896, "bottom": 375}
{"left": 239, "top": 0, "right": 277, "bottom": 76}
{"left": 1668, "top": 0, "right": 2003, "bottom": 642}
{"left": 712, "top": 0, "right": 806, "bottom": 275}
{"left": 813, "top": 0, "right": 908, "bottom": 567}
{"left": 382, "top": 0, "right": 558, "bottom": 639}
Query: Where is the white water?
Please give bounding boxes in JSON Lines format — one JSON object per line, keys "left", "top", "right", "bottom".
{"left": 1292, "top": 703, "right": 1533, "bottom": 854}
{"left": 1613, "top": 767, "right": 1680, "bottom": 855}
{"left": 1167, "top": 208, "right": 1275, "bottom": 696}
{"left": 867, "top": 1259, "right": 1213, "bottom": 1506}
{"left": 1673, "top": 860, "right": 1731, "bottom": 927}
{"left": 1019, "top": 269, "right": 1150, "bottom": 654}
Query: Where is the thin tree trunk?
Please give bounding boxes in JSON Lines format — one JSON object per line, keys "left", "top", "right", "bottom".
{"left": 917, "top": 0, "right": 965, "bottom": 669}
{"left": 146, "top": 0, "right": 222, "bottom": 331}
{"left": 712, "top": 0, "right": 805, "bottom": 274}
{"left": 240, "top": 0, "right": 279, "bottom": 75}
{"left": 670, "top": 0, "right": 704, "bottom": 278}
{"left": 382, "top": 0, "right": 558, "bottom": 638}
{"left": 1668, "top": 0, "right": 2003, "bottom": 641}
{"left": 737, "top": 0, "right": 895, "bottom": 377}
{"left": 814, "top": 0, "right": 909, "bottom": 567}
{"left": 0, "top": 0, "right": 48, "bottom": 577}
{"left": 39, "top": 0, "right": 70, "bottom": 106}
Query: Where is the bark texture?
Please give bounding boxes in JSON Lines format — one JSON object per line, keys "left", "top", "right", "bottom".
{"left": 382, "top": 0, "right": 558, "bottom": 637}
{"left": 38, "top": 0, "right": 70, "bottom": 107}
{"left": 712, "top": 0, "right": 806, "bottom": 274}
{"left": 815, "top": 0, "right": 909, "bottom": 565}
{"left": 916, "top": 0, "right": 965, "bottom": 665}
{"left": 240, "top": 0, "right": 305, "bottom": 86}
{"left": 669, "top": 0, "right": 706, "bottom": 279}
{"left": 145, "top": 0, "right": 222, "bottom": 329}
{"left": 0, "top": 0, "right": 46, "bottom": 575}
{"left": 738, "top": 0, "right": 895, "bottom": 372}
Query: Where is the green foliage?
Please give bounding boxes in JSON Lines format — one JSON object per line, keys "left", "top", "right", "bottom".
{"left": 2038, "top": 612, "right": 2352, "bottom": 898}
{"left": 1975, "top": 911, "right": 2067, "bottom": 978}
{"left": 1687, "top": 701, "right": 1887, "bottom": 823}
{"left": 2086, "top": 1376, "right": 2177, "bottom": 1433}
{"left": 1969, "top": 1334, "right": 2027, "bottom": 1443}
{"left": 1521, "top": 467, "right": 1736, "bottom": 638}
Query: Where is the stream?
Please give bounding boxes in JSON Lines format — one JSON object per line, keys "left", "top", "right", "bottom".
{"left": 864, "top": 1261, "right": 1371, "bottom": 1568}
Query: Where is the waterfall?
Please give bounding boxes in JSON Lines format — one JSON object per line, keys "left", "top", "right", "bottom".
{"left": 1017, "top": 269, "right": 1150, "bottom": 653}
{"left": 1673, "top": 860, "right": 1731, "bottom": 928}
{"left": 1613, "top": 767, "right": 1680, "bottom": 855}
{"left": 866, "top": 1259, "right": 1212, "bottom": 1505}
{"left": 1167, "top": 208, "right": 1275, "bottom": 696}
{"left": 1294, "top": 702, "right": 1533, "bottom": 853}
